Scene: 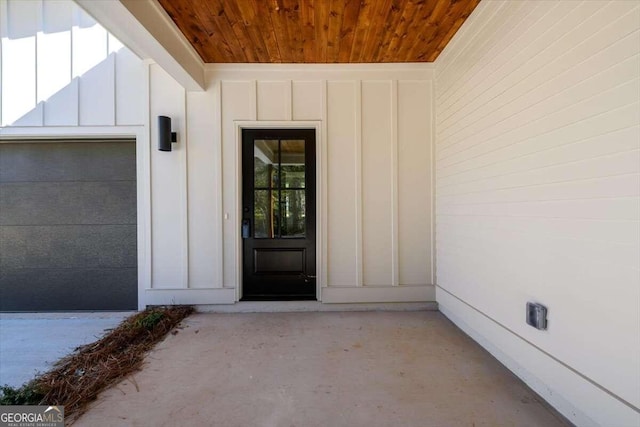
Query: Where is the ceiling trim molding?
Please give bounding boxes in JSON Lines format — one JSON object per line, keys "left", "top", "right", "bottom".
{"left": 205, "top": 63, "right": 435, "bottom": 72}
{"left": 205, "top": 63, "right": 435, "bottom": 82}
{"left": 75, "top": 0, "right": 205, "bottom": 91}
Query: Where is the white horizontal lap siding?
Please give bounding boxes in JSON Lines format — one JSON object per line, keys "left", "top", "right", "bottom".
{"left": 435, "top": 1, "right": 640, "bottom": 425}
{"left": 0, "top": 0, "right": 144, "bottom": 128}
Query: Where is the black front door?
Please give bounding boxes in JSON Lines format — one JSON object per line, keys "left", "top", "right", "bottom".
{"left": 242, "top": 129, "right": 316, "bottom": 300}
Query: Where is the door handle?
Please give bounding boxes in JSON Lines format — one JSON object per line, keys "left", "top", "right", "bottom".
{"left": 300, "top": 273, "right": 316, "bottom": 283}
{"left": 242, "top": 219, "right": 251, "bottom": 239}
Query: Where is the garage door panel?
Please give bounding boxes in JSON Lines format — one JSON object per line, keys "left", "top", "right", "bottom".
{"left": 0, "top": 142, "right": 136, "bottom": 182}
{"left": 0, "top": 225, "right": 136, "bottom": 269}
{"left": 0, "top": 140, "right": 137, "bottom": 311}
{"left": 0, "top": 181, "right": 136, "bottom": 226}
{"left": 0, "top": 268, "right": 137, "bottom": 311}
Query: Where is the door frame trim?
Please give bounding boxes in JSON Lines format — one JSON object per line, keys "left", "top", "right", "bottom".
{"left": 234, "top": 121, "right": 325, "bottom": 302}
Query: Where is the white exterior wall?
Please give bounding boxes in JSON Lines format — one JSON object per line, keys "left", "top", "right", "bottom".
{"left": 145, "top": 64, "right": 435, "bottom": 304}
{"left": 434, "top": 1, "right": 640, "bottom": 426}
{"left": 0, "top": 0, "right": 145, "bottom": 127}
{"left": 3, "top": 0, "right": 639, "bottom": 422}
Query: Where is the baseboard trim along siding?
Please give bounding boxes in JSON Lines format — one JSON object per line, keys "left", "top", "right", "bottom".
{"left": 144, "top": 288, "right": 236, "bottom": 306}
{"left": 437, "top": 287, "right": 640, "bottom": 427}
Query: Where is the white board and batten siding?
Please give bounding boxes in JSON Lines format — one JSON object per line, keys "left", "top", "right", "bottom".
{"left": 146, "top": 64, "right": 435, "bottom": 305}
{"left": 0, "top": 0, "right": 145, "bottom": 127}
{"left": 435, "top": 1, "right": 640, "bottom": 426}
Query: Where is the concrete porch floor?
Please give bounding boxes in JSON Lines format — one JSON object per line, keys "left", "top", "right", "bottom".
{"left": 76, "top": 312, "right": 569, "bottom": 427}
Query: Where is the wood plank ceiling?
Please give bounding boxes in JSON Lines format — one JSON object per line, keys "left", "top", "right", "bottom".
{"left": 157, "top": 0, "right": 481, "bottom": 63}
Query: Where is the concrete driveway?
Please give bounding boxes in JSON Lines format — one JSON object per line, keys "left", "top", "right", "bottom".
{"left": 0, "top": 312, "right": 131, "bottom": 387}
{"left": 76, "top": 312, "right": 569, "bottom": 427}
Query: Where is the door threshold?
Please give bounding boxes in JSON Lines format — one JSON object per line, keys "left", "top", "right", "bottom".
{"left": 241, "top": 296, "right": 316, "bottom": 302}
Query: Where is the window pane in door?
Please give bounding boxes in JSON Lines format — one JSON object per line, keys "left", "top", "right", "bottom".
{"left": 281, "top": 190, "right": 305, "bottom": 238}
{"left": 254, "top": 140, "right": 279, "bottom": 188}
{"left": 254, "top": 190, "right": 279, "bottom": 238}
{"left": 280, "top": 140, "right": 305, "bottom": 189}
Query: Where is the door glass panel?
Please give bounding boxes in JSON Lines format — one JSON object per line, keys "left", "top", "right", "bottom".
{"left": 254, "top": 190, "right": 279, "bottom": 238}
{"left": 254, "top": 139, "right": 306, "bottom": 239}
{"left": 280, "top": 140, "right": 305, "bottom": 189}
{"left": 254, "top": 140, "right": 279, "bottom": 188}
{"left": 281, "top": 190, "right": 305, "bottom": 238}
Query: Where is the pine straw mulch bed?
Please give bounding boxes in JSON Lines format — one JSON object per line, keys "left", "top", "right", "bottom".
{"left": 0, "top": 305, "right": 194, "bottom": 424}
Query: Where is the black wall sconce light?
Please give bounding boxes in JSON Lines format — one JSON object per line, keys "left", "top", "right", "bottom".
{"left": 158, "top": 115, "right": 177, "bottom": 151}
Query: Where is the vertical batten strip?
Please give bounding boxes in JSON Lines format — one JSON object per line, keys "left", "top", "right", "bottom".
{"left": 137, "top": 62, "right": 152, "bottom": 304}
{"left": 72, "top": 7, "right": 80, "bottom": 125}
{"left": 391, "top": 80, "right": 399, "bottom": 286}
{"left": 429, "top": 79, "right": 436, "bottom": 286}
{"left": 0, "top": 0, "right": 5, "bottom": 125}
{"left": 72, "top": 5, "right": 79, "bottom": 121}
{"left": 145, "top": 62, "right": 154, "bottom": 289}
{"left": 34, "top": 0, "right": 42, "bottom": 125}
{"left": 320, "top": 79, "right": 329, "bottom": 292}
{"left": 355, "top": 80, "right": 363, "bottom": 287}
{"left": 68, "top": 3, "right": 73, "bottom": 87}
{"left": 286, "top": 79, "right": 293, "bottom": 120}
{"left": 182, "top": 89, "right": 190, "bottom": 288}
{"left": 143, "top": 63, "right": 152, "bottom": 293}
{"left": 214, "top": 81, "right": 224, "bottom": 288}
{"left": 251, "top": 79, "right": 258, "bottom": 120}
{"left": 138, "top": 126, "right": 152, "bottom": 307}
{"left": 104, "top": 22, "right": 112, "bottom": 124}
{"left": 112, "top": 40, "right": 118, "bottom": 125}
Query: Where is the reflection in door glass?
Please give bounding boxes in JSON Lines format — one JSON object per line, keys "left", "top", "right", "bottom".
{"left": 280, "top": 140, "right": 305, "bottom": 188}
{"left": 254, "top": 190, "right": 279, "bottom": 238}
{"left": 254, "top": 140, "right": 279, "bottom": 188}
{"left": 253, "top": 139, "right": 306, "bottom": 239}
{"left": 281, "top": 190, "right": 305, "bottom": 238}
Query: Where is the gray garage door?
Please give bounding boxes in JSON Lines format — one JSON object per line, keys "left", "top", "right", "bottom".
{"left": 0, "top": 140, "right": 137, "bottom": 311}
